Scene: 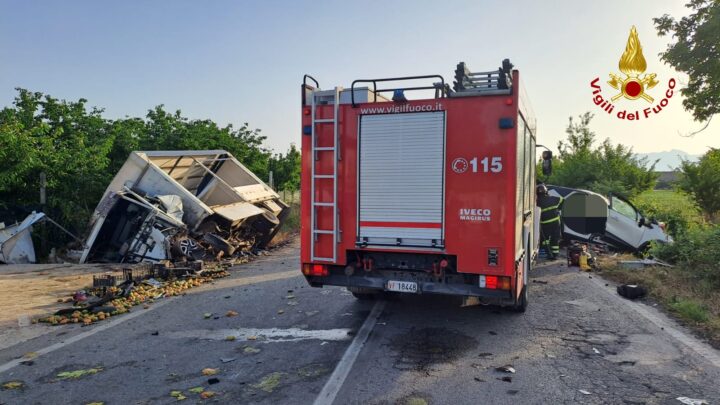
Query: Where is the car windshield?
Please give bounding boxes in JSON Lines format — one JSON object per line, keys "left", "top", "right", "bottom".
{"left": 611, "top": 196, "right": 637, "bottom": 220}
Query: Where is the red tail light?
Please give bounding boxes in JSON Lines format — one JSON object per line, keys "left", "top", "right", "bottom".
{"left": 303, "top": 264, "right": 328, "bottom": 276}
{"left": 479, "top": 275, "right": 511, "bottom": 290}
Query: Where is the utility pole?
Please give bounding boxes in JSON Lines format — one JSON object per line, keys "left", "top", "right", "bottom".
{"left": 39, "top": 172, "right": 47, "bottom": 258}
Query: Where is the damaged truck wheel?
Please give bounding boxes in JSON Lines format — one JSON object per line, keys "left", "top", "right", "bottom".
{"left": 203, "top": 233, "right": 236, "bottom": 256}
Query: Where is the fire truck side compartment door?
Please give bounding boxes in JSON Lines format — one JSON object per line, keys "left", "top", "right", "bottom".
{"left": 358, "top": 111, "right": 445, "bottom": 247}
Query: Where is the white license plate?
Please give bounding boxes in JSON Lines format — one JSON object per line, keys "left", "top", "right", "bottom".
{"left": 386, "top": 280, "right": 418, "bottom": 293}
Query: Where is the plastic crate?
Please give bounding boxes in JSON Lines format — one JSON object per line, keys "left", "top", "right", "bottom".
{"left": 123, "top": 266, "right": 154, "bottom": 282}
{"left": 93, "top": 274, "right": 120, "bottom": 287}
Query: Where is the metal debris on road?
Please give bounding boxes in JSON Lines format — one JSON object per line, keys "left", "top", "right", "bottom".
{"left": 579, "top": 389, "right": 592, "bottom": 395}
{"left": 496, "top": 365, "right": 516, "bottom": 373}
{"left": 592, "top": 347, "right": 601, "bottom": 354}
{"left": 620, "top": 259, "right": 673, "bottom": 269}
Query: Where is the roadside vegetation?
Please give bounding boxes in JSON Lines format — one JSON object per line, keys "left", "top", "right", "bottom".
{"left": 540, "top": 112, "right": 657, "bottom": 199}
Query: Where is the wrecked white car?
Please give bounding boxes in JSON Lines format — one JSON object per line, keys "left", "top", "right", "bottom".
{"left": 80, "top": 150, "right": 288, "bottom": 263}
{"left": 547, "top": 185, "right": 672, "bottom": 251}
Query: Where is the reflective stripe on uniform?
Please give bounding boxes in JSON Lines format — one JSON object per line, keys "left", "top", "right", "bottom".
{"left": 541, "top": 204, "right": 561, "bottom": 212}
{"left": 540, "top": 216, "right": 560, "bottom": 224}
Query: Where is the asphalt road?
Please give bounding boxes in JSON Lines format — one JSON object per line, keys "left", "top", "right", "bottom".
{"left": 1, "top": 240, "right": 719, "bottom": 405}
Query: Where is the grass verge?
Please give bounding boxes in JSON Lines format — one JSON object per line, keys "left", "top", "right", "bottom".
{"left": 596, "top": 254, "right": 720, "bottom": 349}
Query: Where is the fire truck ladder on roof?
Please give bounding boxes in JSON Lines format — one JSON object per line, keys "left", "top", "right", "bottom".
{"left": 310, "top": 86, "right": 342, "bottom": 262}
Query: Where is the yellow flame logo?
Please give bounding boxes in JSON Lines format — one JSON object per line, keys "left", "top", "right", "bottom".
{"left": 608, "top": 26, "right": 658, "bottom": 103}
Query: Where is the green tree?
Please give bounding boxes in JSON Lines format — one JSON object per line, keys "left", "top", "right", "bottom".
{"left": 678, "top": 148, "right": 720, "bottom": 220}
{"left": 654, "top": 0, "right": 720, "bottom": 123}
{"left": 139, "top": 106, "right": 271, "bottom": 178}
{"left": 0, "top": 89, "right": 114, "bottom": 230}
{"left": 543, "top": 112, "right": 657, "bottom": 198}
{"left": 268, "top": 143, "right": 301, "bottom": 191}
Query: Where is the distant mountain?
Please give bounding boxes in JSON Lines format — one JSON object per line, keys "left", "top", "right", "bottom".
{"left": 636, "top": 149, "right": 700, "bottom": 171}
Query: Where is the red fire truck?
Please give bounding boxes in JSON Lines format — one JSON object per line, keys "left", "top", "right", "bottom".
{"left": 300, "top": 59, "right": 542, "bottom": 311}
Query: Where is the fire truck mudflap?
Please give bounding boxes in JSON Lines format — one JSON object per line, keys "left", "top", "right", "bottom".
{"left": 300, "top": 61, "right": 537, "bottom": 311}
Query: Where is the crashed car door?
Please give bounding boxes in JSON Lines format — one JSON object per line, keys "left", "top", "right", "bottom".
{"left": 606, "top": 195, "right": 644, "bottom": 249}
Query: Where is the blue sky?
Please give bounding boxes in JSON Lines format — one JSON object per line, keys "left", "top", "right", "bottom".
{"left": 1, "top": 0, "right": 717, "bottom": 155}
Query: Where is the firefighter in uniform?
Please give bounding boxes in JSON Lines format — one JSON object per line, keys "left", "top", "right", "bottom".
{"left": 536, "top": 184, "right": 563, "bottom": 259}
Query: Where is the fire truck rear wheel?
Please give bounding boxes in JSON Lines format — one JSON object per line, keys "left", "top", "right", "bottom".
{"left": 510, "top": 286, "right": 528, "bottom": 313}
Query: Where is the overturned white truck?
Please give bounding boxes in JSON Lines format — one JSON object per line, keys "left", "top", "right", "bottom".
{"left": 80, "top": 150, "right": 288, "bottom": 263}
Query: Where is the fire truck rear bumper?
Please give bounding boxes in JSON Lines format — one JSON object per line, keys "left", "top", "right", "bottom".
{"left": 305, "top": 270, "right": 513, "bottom": 300}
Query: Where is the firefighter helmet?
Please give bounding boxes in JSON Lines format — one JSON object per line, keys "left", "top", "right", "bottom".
{"left": 536, "top": 184, "right": 548, "bottom": 195}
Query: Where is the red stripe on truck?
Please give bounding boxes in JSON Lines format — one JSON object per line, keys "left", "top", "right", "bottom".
{"left": 360, "top": 221, "right": 441, "bottom": 229}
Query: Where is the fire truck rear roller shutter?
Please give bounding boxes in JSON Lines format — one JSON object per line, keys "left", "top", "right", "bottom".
{"left": 358, "top": 111, "right": 445, "bottom": 247}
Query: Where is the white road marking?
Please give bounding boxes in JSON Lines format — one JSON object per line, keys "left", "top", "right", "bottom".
{"left": 590, "top": 276, "right": 720, "bottom": 368}
{"left": 164, "top": 327, "right": 352, "bottom": 342}
{"left": 0, "top": 296, "right": 177, "bottom": 375}
{"left": 314, "top": 300, "right": 386, "bottom": 405}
